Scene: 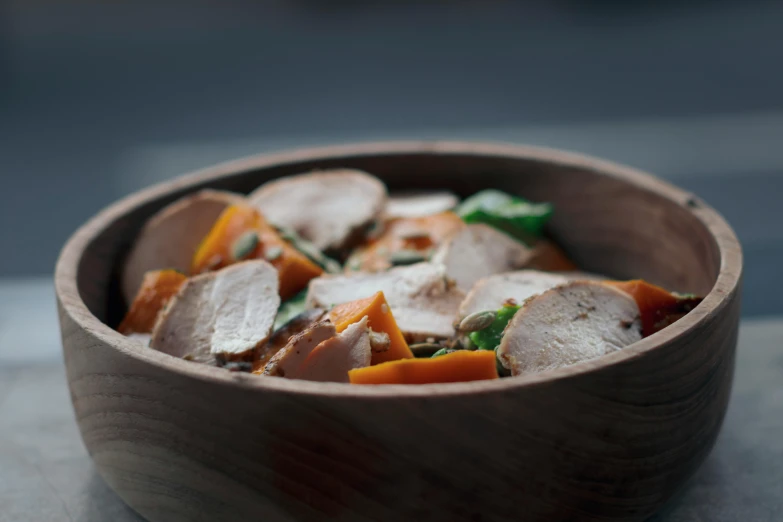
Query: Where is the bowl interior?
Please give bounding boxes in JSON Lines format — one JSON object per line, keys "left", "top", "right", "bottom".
{"left": 74, "top": 145, "right": 722, "bottom": 330}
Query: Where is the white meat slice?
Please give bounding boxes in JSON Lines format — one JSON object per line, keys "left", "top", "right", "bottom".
{"left": 306, "top": 262, "right": 465, "bottom": 341}
{"left": 497, "top": 281, "right": 642, "bottom": 376}
{"left": 262, "top": 322, "right": 337, "bottom": 377}
{"left": 384, "top": 191, "right": 459, "bottom": 219}
{"left": 291, "top": 317, "right": 372, "bottom": 382}
{"left": 248, "top": 169, "right": 387, "bottom": 254}
{"left": 150, "top": 260, "right": 280, "bottom": 363}
{"left": 122, "top": 189, "right": 244, "bottom": 303}
{"left": 431, "top": 224, "right": 532, "bottom": 291}
{"left": 457, "top": 270, "right": 570, "bottom": 319}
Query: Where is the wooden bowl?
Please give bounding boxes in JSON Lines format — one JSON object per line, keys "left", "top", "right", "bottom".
{"left": 56, "top": 142, "right": 742, "bottom": 522}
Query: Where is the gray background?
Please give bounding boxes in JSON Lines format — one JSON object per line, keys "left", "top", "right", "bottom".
{"left": 2, "top": 0, "right": 782, "bottom": 315}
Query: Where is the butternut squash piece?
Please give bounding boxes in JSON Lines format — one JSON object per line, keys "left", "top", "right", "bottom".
{"left": 118, "top": 269, "right": 187, "bottom": 335}
{"left": 191, "top": 204, "right": 322, "bottom": 300}
{"left": 347, "top": 211, "right": 466, "bottom": 272}
{"left": 526, "top": 240, "right": 578, "bottom": 272}
{"left": 329, "top": 291, "right": 413, "bottom": 365}
{"left": 609, "top": 280, "right": 702, "bottom": 337}
{"left": 349, "top": 350, "right": 498, "bottom": 385}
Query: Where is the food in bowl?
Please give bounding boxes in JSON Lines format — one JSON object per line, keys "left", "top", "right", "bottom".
{"left": 118, "top": 169, "right": 702, "bottom": 384}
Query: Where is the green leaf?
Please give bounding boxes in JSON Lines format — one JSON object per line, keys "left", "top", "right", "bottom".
{"left": 273, "top": 290, "right": 308, "bottom": 330}
{"left": 468, "top": 304, "right": 521, "bottom": 351}
{"left": 455, "top": 189, "right": 553, "bottom": 244}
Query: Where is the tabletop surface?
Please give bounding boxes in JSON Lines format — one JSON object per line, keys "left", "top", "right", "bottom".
{"left": 0, "top": 280, "right": 781, "bottom": 522}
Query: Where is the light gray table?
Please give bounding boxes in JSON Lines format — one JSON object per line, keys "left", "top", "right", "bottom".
{"left": 1, "top": 281, "right": 781, "bottom": 521}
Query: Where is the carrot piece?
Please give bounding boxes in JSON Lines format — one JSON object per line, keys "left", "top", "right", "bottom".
{"left": 329, "top": 291, "right": 413, "bottom": 364}
{"left": 608, "top": 280, "right": 702, "bottom": 337}
{"left": 349, "top": 350, "right": 498, "bottom": 384}
{"left": 191, "top": 204, "right": 323, "bottom": 300}
{"left": 349, "top": 211, "right": 466, "bottom": 271}
{"left": 118, "top": 269, "right": 187, "bottom": 334}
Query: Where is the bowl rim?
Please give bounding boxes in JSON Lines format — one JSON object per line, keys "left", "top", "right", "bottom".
{"left": 55, "top": 140, "right": 743, "bottom": 398}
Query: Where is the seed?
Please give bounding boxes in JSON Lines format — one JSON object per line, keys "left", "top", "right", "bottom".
{"left": 347, "top": 258, "right": 362, "bottom": 271}
{"left": 431, "top": 348, "right": 457, "bottom": 358}
{"left": 231, "top": 231, "right": 259, "bottom": 261}
{"left": 264, "top": 246, "right": 283, "bottom": 261}
{"left": 182, "top": 353, "right": 195, "bottom": 361}
{"left": 457, "top": 310, "right": 497, "bottom": 333}
{"left": 368, "top": 330, "right": 391, "bottom": 353}
{"left": 296, "top": 239, "right": 325, "bottom": 262}
{"left": 323, "top": 258, "right": 342, "bottom": 274}
{"left": 388, "top": 249, "right": 426, "bottom": 266}
{"left": 409, "top": 342, "right": 444, "bottom": 358}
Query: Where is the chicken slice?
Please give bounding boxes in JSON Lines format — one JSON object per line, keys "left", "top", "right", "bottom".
{"left": 122, "top": 189, "right": 244, "bottom": 304}
{"left": 458, "top": 270, "right": 571, "bottom": 319}
{"left": 293, "top": 317, "right": 372, "bottom": 382}
{"left": 261, "top": 322, "right": 337, "bottom": 377}
{"left": 306, "top": 262, "right": 465, "bottom": 341}
{"left": 431, "top": 224, "right": 533, "bottom": 291}
{"left": 248, "top": 169, "right": 387, "bottom": 254}
{"left": 497, "top": 281, "right": 642, "bottom": 376}
{"left": 150, "top": 260, "right": 280, "bottom": 364}
{"left": 253, "top": 308, "right": 327, "bottom": 372}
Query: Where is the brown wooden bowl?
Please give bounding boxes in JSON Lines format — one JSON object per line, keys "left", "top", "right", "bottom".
{"left": 56, "top": 142, "right": 742, "bottom": 522}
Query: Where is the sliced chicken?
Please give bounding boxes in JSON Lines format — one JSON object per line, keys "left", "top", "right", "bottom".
{"left": 261, "top": 322, "right": 337, "bottom": 377}
{"left": 384, "top": 191, "right": 459, "bottom": 219}
{"left": 497, "top": 281, "right": 642, "bottom": 376}
{"left": 292, "top": 317, "right": 372, "bottom": 382}
{"left": 431, "top": 224, "right": 533, "bottom": 291}
{"left": 248, "top": 169, "right": 387, "bottom": 255}
{"left": 150, "top": 260, "right": 280, "bottom": 363}
{"left": 253, "top": 308, "right": 326, "bottom": 372}
{"left": 122, "top": 189, "right": 244, "bottom": 303}
{"left": 306, "top": 262, "right": 465, "bottom": 342}
{"left": 457, "top": 270, "right": 571, "bottom": 319}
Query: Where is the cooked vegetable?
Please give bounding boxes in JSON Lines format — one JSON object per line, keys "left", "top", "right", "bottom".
{"left": 468, "top": 304, "right": 521, "bottom": 351}
{"left": 121, "top": 189, "right": 243, "bottom": 304}
{"left": 191, "top": 204, "right": 323, "bottom": 300}
{"left": 497, "top": 281, "right": 642, "bottom": 375}
{"left": 526, "top": 240, "right": 578, "bottom": 272}
{"left": 432, "top": 223, "right": 532, "bottom": 291}
{"left": 150, "top": 260, "right": 281, "bottom": 364}
{"left": 349, "top": 350, "right": 498, "bottom": 384}
{"left": 455, "top": 189, "right": 553, "bottom": 244}
{"left": 457, "top": 270, "right": 570, "bottom": 319}
{"left": 261, "top": 321, "right": 337, "bottom": 377}
{"left": 328, "top": 291, "right": 413, "bottom": 365}
{"left": 346, "top": 211, "right": 466, "bottom": 272}
{"left": 118, "top": 269, "right": 187, "bottom": 335}
{"left": 249, "top": 169, "right": 387, "bottom": 255}
{"left": 292, "top": 317, "right": 372, "bottom": 382}
{"left": 307, "top": 262, "right": 466, "bottom": 342}
{"left": 384, "top": 192, "right": 459, "bottom": 219}
{"left": 273, "top": 290, "right": 308, "bottom": 331}
{"left": 609, "top": 280, "right": 703, "bottom": 337}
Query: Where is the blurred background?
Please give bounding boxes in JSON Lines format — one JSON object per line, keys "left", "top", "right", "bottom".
{"left": 2, "top": 0, "right": 781, "bottom": 316}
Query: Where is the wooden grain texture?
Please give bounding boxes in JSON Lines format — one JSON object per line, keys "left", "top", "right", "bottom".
{"left": 55, "top": 142, "right": 743, "bottom": 522}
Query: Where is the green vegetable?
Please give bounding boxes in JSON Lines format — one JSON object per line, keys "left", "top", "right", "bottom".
{"left": 273, "top": 290, "right": 308, "bottom": 330}
{"left": 455, "top": 189, "right": 553, "bottom": 244}
{"left": 431, "top": 348, "right": 457, "bottom": 358}
{"left": 468, "top": 304, "right": 521, "bottom": 351}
